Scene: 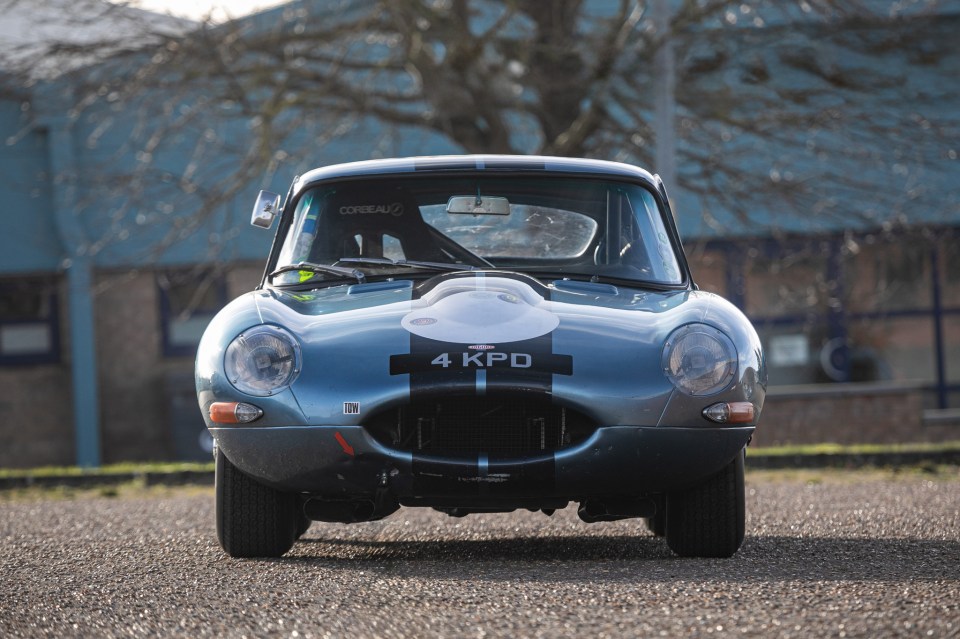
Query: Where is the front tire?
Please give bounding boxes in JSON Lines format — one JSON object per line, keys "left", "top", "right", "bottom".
{"left": 665, "top": 451, "right": 745, "bottom": 558}
{"left": 215, "top": 448, "right": 297, "bottom": 558}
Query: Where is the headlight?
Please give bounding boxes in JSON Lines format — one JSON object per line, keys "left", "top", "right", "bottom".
{"left": 224, "top": 325, "right": 301, "bottom": 396}
{"left": 662, "top": 324, "right": 737, "bottom": 396}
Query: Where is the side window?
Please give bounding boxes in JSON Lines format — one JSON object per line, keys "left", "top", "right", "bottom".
{"left": 383, "top": 235, "right": 404, "bottom": 261}
{"left": 629, "top": 188, "right": 681, "bottom": 283}
{"left": 0, "top": 277, "right": 60, "bottom": 365}
{"left": 276, "top": 192, "right": 321, "bottom": 267}
{"left": 157, "top": 270, "right": 226, "bottom": 357}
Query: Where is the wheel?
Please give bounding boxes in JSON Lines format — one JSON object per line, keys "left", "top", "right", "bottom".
{"left": 215, "top": 448, "right": 297, "bottom": 558}
{"left": 665, "top": 451, "right": 745, "bottom": 558}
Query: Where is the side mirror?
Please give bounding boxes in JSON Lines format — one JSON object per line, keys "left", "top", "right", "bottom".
{"left": 251, "top": 190, "right": 281, "bottom": 229}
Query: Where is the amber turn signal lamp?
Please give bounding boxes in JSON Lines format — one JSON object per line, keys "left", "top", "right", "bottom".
{"left": 209, "top": 402, "right": 263, "bottom": 424}
{"left": 702, "top": 401, "right": 755, "bottom": 424}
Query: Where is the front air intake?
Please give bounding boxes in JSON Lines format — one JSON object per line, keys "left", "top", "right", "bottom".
{"left": 365, "top": 397, "right": 595, "bottom": 458}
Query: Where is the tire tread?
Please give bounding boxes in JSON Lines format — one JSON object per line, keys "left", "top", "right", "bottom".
{"left": 216, "top": 449, "right": 296, "bottom": 558}
{"left": 665, "top": 451, "right": 745, "bottom": 558}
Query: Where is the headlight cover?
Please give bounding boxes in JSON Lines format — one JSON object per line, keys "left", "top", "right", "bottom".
{"left": 662, "top": 324, "right": 738, "bottom": 396}
{"left": 224, "top": 325, "right": 301, "bottom": 396}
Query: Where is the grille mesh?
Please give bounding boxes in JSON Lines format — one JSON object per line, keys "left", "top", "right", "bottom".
{"left": 365, "top": 397, "right": 594, "bottom": 458}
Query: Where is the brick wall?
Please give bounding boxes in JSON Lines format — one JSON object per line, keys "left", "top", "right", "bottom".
{"left": 93, "top": 264, "right": 263, "bottom": 463}
{"left": 756, "top": 382, "right": 959, "bottom": 446}
{"left": 0, "top": 281, "right": 73, "bottom": 468}
{"left": 226, "top": 264, "right": 263, "bottom": 294}
{"left": 94, "top": 270, "right": 178, "bottom": 462}
{"left": 0, "top": 366, "right": 75, "bottom": 467}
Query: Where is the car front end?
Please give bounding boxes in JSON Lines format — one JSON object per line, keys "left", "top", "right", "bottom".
{"left": 197, "top": 155, "right": 766, "bottom": 558}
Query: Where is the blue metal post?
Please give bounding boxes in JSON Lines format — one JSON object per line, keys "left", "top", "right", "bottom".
{"left": 931, "top": 243, "right": 947, "bottom": 409}
{"left": 652, "top": 0, "right": 677, "bottom": 200}
{"left": 46, "top": 113, "right": 102, "bottom": 467}
{"left": 66, "top": 257, "right": 101, "bottom": 466}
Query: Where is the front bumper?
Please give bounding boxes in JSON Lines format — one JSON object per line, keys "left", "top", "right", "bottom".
{"left": 212, "top": 424, "right": 753, "bottom": 501}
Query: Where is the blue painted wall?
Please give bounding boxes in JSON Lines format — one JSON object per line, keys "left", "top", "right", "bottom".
{"left": 0, "top": 94, "right": 61, "bottom": 273}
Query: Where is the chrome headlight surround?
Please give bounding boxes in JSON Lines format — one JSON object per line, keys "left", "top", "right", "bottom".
{"left": 662, "top": 323, "right": 738, "bottom": 396}
{"left": 224, "top": 325, "right": 302, "bottom": 397}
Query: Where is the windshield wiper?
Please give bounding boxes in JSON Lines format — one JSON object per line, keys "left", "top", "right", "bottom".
{"left": 269, "top": 261, "right": 366, "bottom": 284}
{"left": 517, "top": 269, "right": 680, "bottom": 292}
{"left": 337, "top": 257, "right": 479, "bottom": 272}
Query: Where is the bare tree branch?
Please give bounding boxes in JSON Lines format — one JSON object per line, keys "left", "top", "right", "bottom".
{"left": 2, "top": 0, "right": 956, "bottom": 265}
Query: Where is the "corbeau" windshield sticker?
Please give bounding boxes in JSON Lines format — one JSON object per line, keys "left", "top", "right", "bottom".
{"left": 339, "top": 203, "right": 404, "bottom": 216}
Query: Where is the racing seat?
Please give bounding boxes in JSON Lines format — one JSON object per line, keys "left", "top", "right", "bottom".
{"left": 309, "top": 186, "right": 445, "bottom": 264}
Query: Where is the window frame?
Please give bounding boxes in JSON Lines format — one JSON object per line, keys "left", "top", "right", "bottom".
{"left": 157, "top": 269, "right": 227, "bottom": 358}
{"left": 703, "top": 226, "right": 960, "bottom": 408}
{"left": 0, "top": 276, "right": 61, "bottom": 366}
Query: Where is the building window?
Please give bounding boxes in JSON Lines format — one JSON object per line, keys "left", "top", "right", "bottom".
{"left": 939, "top": 231, "right": 960, "bottom": 374}
{"left": 710, "top": 228, "right": 957, "bottom": 407}
{"left": 844, "top": 238, "right": 933, "bottom": 313}
{"left": 941, "top": 317, "right": 960, "bottom": 386}
{"left": 760, "top": 319, "right": 835, "bottom": 385}
{"left": 0, "top": 277, "right": 60, "bottom": 365}
{"left": 847, "top": 316, "right": 935, "bottom": 383}
{"left": 743, "top": 241, "right": 835, "bottom": 318}
{"left": 686, "top": 242, "right": 727, "bottom": 296}
{"left": 737, "top": 240, "right": 839, "bottom": 385}
{"left": 157, "top": 269, "right": 226, "bottom": 357}
{"left": 940, "top": 232, "right": 960, "bottom": 309}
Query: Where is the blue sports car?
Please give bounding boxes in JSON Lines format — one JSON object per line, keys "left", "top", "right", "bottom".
{"left": 196, "top": 155, "right": 766, "bottom": 558}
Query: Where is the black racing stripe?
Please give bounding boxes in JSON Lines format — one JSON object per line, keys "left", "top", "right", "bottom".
{"left": 394, "top": 333, "right": 572, "bottom": 400}
{"left": 399, "top": 336, "right": 483, "bottom": 401}
{"left": 483, "top": 332, "right": 571, "bottom": 397}
{"left": 482, "top": 158, "right": 547, "bottom": 171}
{"left": 413, "top": 158, "right": 478, "bottom": 171}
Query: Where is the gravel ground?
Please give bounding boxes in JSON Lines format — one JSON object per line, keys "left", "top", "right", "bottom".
{"left": 1, "top": 470, "right": 959, "bottom": 638}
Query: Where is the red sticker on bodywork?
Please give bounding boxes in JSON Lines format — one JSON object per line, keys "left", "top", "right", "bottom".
{"left": 334, "top": 431, "right": 355, "bottom": 456}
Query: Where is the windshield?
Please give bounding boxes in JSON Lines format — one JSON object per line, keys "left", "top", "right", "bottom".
{"left": 273, "top": 176, "right": 683, "bottom": 286}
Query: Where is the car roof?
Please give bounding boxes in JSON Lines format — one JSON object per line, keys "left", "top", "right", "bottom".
{"left": 294, "top": 155, "right": 660, "bottom": 193}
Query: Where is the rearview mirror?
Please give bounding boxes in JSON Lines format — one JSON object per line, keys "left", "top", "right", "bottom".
{"left": 251, "top": 190, "right": 281, "bottom": 229}
{"left": 446, "top": 195, "right": 511, "bottom": 216}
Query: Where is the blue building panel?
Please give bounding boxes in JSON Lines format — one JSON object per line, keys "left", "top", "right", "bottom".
{"left": 0, "top": 98, "right": 62, "bottom": 273}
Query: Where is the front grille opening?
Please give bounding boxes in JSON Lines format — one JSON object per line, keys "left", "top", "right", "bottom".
{"left": 365, "top": 397, "right": 596, "bottom": 458}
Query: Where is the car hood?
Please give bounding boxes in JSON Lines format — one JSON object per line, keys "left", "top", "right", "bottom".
{"left": 204, "top": 272, "right": 758, "bottom": 427}
{"left": 259, "top": 273, "right": 696, "bottom": 327}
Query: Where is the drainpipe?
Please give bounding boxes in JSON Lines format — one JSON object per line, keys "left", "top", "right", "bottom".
{"left": 931, "top": 243, "right": 947, "bottom": 409}
{"left": 45, "top": 112, "right": 102, "bottom": 467}
{"left": 652, "top": 0, "right": 677, "bottom": 203}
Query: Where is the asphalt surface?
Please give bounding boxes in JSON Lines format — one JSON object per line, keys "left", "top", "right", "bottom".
{"left": 2, "top": 472, "right": 959, "bottom": 638}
